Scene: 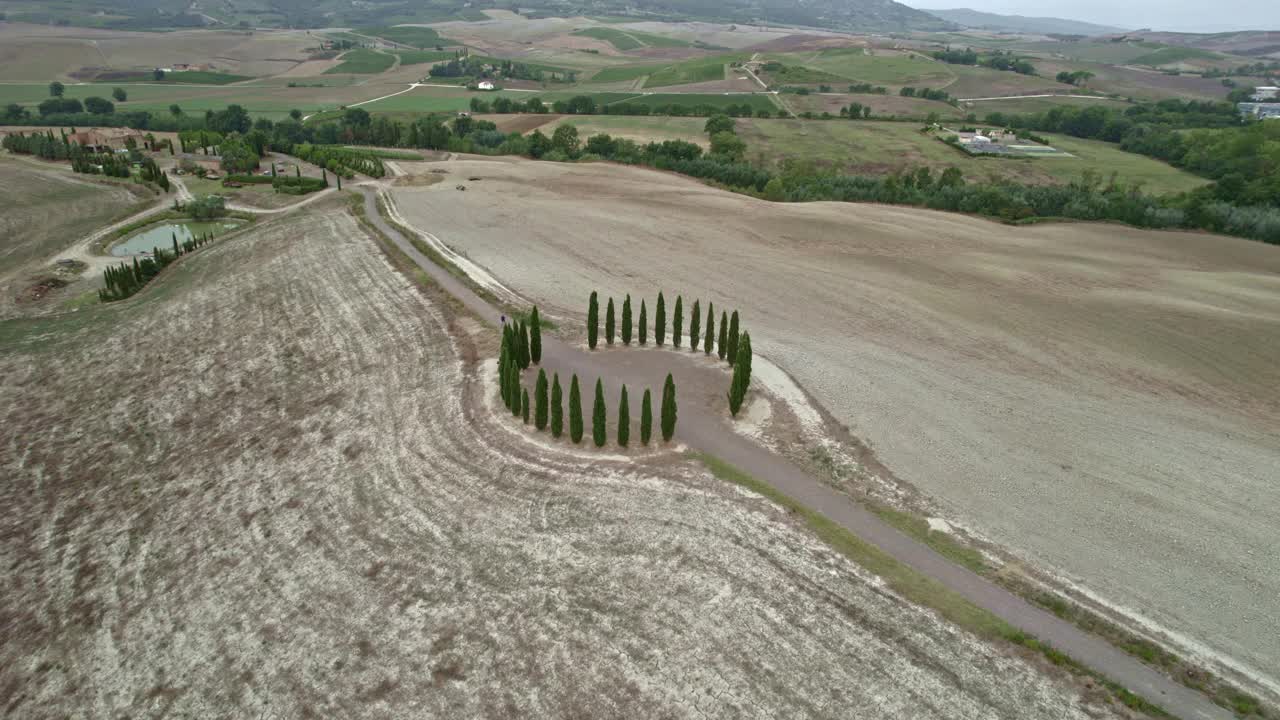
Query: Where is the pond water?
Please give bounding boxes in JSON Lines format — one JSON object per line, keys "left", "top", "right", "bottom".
{"left": 111, "top": 219, "right": 245, "bottom": 257}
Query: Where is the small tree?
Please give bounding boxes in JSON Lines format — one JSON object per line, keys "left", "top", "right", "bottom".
{"left": 49, "top": 81, "right": 64, "bottom": 97}
{"left": 690, "top": 300, "right": 701, "bottom": 352}
{"left": 112, "top": 87, "right": 127, "bottom": 102}
{"left": 535, "top": 369, "right": 549, "bottom": 430}
{"left": 550, "top": 373, "right": 563, "bottom": 438}
{"left": 640, "top": 388, "right": 653, "bottom": 445}
{"left": 530, "top": 306, "right": 542, "bottom": 364}
{"left": 727, "top": 311, "right": 740, "bottom": 365}
{"left": 587, "top": 291, "right": 599, "bottom": 350}
{"left": 592, "top": 378, "right": 607, "bottom": 447}
{"left": 522, "top": 388, "right": 530, "bottom": 424}
{"left": 704, "top": 303, "right": 715, "bottom": 355}
{"left": 606, "top": 297, "right": 615, "bottom": 346}
{"left": 639, "top": 299, "right": 648, "bottom": 345}
{"left": 717, "top": 311, "right": 728, "bottom": 360}
{"left": 621, "top": 295, "right": 632, "bottom": 345}
{"left": 656, "top": 292, "right": 666, "bottom": 346}
{"left": 569, "top": 375, "right": 584, "bottom": 443}
{"left": 511, "top": 370, "right": 523, "bottom": 418}
{"left": 661, "top": 374, "right": 677, "bottom": 442}
{"left": 617, "top": 385, "right": 630, "bottom": 447}
{"left": 673, "top": 295, "right": 683, "bottom": 348}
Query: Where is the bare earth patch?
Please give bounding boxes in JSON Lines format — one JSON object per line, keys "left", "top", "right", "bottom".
{"left": 1, "top": 202, "right": 1120, "bottom": 719}
{"left": 389, "top": 156, "right": 1280, "bottom": 698}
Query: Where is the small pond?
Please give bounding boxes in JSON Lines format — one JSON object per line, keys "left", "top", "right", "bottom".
{"left": 111, "top": 219, "right": 245, "bottom": 257}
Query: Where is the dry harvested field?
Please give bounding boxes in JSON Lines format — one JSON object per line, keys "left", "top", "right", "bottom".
{"left": 391, "top": 156, "right": 1280, "bottom": 697}
{"left": 0, "top": 200, "right": 1120, "bottom": 718}
{"left": 0, "top": 23, "right": 318, "bottom": 81}
{"left": 0, "top": 156, "right": 151, "bottom": 315}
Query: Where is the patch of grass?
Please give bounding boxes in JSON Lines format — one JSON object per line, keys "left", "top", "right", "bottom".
{"left": 574, "top": 27, "right": 643, "bottom": 51}
{"left": 694, "top": 452, "right": 1174, "bottom": 719}
{"left": 1131, "top": 46, "right": 1224, "bottom": 66}
{"left": 162, "top": 70, "right": 252, "bottom": 84}
{"left": 624, "top": 30, "right": 693, "bottom": 48}
{"left": 360, "top": 25, "right": 455, "bottom": 49}
{"left": 798, "top": 48, "right": 955, "bottom": 87}
{"left": 325, "top": 49, "right": 397, "bottom": 75}
{"left": 643, "top": 54, "right": 743, "bottom": 88}
{"left": 588, "top": 64, "right": 667, "bottom": 84}
{"left": 764, "top": 64, "right": 849, "bottom": 85}
{"left": 610, "top": 93, "right": 776, "bottom": 112}
{"left": 869, "top": 505, "right": 989, "bottom": 574}
{"left": 340, "top": 146, "right": 423, "bottom": 160}
{"left": 392, "top": 50, "right": 459, "bottom": 65}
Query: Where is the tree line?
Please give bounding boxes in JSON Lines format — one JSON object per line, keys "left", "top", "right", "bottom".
{"left": 498, "top": 306, "right": 677, "bottom": 445}
{"left": 98, "top": 230, "right": 213, "bottom": 302}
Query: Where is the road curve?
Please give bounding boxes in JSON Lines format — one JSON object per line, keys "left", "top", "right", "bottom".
{"left": 356, "top": 185, "right": 1231, "bottom": 720}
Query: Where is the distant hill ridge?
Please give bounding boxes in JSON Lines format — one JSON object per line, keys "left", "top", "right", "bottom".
{"left": 921, "top": 8, "right": 1127, "bottom": 36}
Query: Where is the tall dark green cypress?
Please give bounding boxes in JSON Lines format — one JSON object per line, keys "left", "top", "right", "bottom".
{"left": 704, "top": 302, "right": 715, "bottom": 355}
{"left": 499, "top": 329, "right": 512, "bottom": 409}
{"left": 727, "top": 311, "right": 740, "bottom": 365}
{"left": 587, "top": 291, "right": 599, "bottom": 350}
{"left": 689, "top": 300, "right": 701, "bottom": 352}
{"left": 529, "top": 306, "right": 542, "bottom": 364}
{"left": 621, "top": 295, "right": 632, "bottom": 346}
{"left": 519, "top": 320, "right": 531, "bottom": 370}
{"left": 717, "top": 311, "right": 728, "bottom": 360}
{"left": 511, "top": 369, "right": 523, "bottom": 418}
{"left": 640, "top": 389, "right": 653, "bottom": 445}
{"left": 655, "top": 292, "right": 666, "bottom": 346}
{"left": 592, "top": 379, "right": 607, "bottom": 448}
{"left": 661, "top": 373, "right": 677, "bottom": 442}
{"left": 617, "top": 385, "right": 630, "bottom": 447}
{"left": 673, "top": 295, "right": 683, "bottom": 348}
{"left": 521, "top": 388, "right": 530, "bottom": 424}
{"left": 535, "top": 369, "right": 549, "bottom": 430}
{"left": 639, "top": 300, "right": 648, "bottom": 345}
{"left": 606, "top": 297, "right": 615, "bottom": 346}
{"left": 728, "top": 333, "right": 752, "bottom": 417}
{"left": 550, "top": 373, "right": 563, "bottom": 438}
{"left": 569, "top": 374, "right": 583, "bottom": 443}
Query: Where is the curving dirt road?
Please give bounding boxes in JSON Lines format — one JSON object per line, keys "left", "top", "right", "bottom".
{"left": 357, "top": 185, "right": 1231, "bottom": 720}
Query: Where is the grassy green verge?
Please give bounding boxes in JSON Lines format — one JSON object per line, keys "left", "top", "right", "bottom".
{"left": 324, "top": 49, "right": 396, "bottom": 75}
{"left": 694, "top": 452, "right": 1173, "bottom": 719}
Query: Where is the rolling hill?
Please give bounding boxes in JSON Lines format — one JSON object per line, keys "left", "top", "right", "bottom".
{"left": 921, "top": 8, "right": 1127, "bottom": 35}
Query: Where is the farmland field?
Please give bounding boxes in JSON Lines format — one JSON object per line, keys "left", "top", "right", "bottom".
{"left": 391, "top": 50, "right": 458, "bottom": 65}
{"left": 643, "top": 54, "right": 741, "bottom": 88}
{"left": 573, "top": 27, "right": 644, "bottom": 51}
{"left": 392, "top": 157, "right": 1280, "bottom": 696}
{"left": 360, "top": 25, "right": 455, "bottom": 48}
{"left": 964, "top": 95, "right": 1132, "bottom": 116}
{"left": 537, "top": 115, "right": 710, "bottom": 146}
{"left": 0, "top": 198, "right": 1124, "bottom": 719}
{"left": 325, "top": 49, "right": 398, "bottom": 74}
{"left": 587, "top": 63, "right": 669, "bottom": 84}
{"left": 781, "top": 48, "right": 955, "bottom": 87}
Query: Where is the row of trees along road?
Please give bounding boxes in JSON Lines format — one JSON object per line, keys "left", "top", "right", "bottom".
{"left": 499, "top": 306, "right": 678, "bottom": 446}
{"left": 587, "top": 291, "right": 753, "bottom": 416}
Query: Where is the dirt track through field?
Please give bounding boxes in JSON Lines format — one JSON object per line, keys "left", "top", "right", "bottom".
{"left": 1, "top": 202, "right": 1131, "bottom": 718}
{"left": 360, "top": 185, "right": 1237, "bottom": 720}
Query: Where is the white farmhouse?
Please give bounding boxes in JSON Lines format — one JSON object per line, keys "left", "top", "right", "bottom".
{"left": 477, "top": 80, "right": 495, "bottom": 91}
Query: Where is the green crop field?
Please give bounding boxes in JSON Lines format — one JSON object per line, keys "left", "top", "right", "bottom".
{"left": 360, "top": 26, "right": 455, "bottom": 49}
{"left": 610, "top": 93, "right": 777, "bottom": 112}
{"left": 163, "top": 71, "right": 253, "bottom": 85}
{"left": 1130, "top": 46, "right": 1227, "bottom": 66}
{"left": 625, "top": 30, "right": 693, "bottom": 48}
{"left": 966, "top": 95, "right": 1131, "bottom": 116}
{"left": 325, "top": 49, "right": 397, "bottom": 74}
{"left": 763, "top": 64, "right": 849, "bottom": 86}
{"left": 588, "top": 64, "right": 669, "bottom": 84}
{"left": 1008, "top": 41, "right": 1154, "bottom": 64}
{"left": 643, "top": 54, "right": 743, "bottom": 88}
{"left": 574, "top": 27, "right": 643, "bottom": 51}
{"left": 730, "top": 118, "right": 1205, "bottom": 195}
{"left": 392, "top": 50, "right": 459, "bottom": 66}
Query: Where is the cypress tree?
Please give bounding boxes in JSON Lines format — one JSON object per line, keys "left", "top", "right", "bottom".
{"left": 587, "top": 291, "right": 599, "bottom": 350}
{"left": 728, "top": 333, "right": 752, "bottom": 417}
{"left": 522, "top": 321, "right": 532, "bottom": 369}
{"left": 569, "top": 375, "right": 584, "bottom": 443}
{"left": 728, "top": 361, "right": 745, "bottom": 417}
{"left": 617, "top": 385, "right": 630, "bottom": 447}
{"left": 550, "top": 373, "right": 563, "bottom": 438}
{"left": 690, "top": 300, "right": 701, "bottom": 352}
{"left": 655, "top": 292, "right": 666, "bottom": 346}
{"left": 521, "top": 388, "right": 530, "bottom": 424}
{"left": 535, "top": 369, "right": 549, "bottom": 430}
{"left": 529, "top": 306, "right": 542, "bottom": 364}
{"left": 592, "top": 379, "right": 607, "bottom": 448}
{"left": 337, "top": 174, "right": 342, "bottom": 190}
{"left": 605, "top": 297, "right": 615, "bottom": 345}
{"left": 639, "top": 300, "right": 648, "bottom": 345}
{"left": 739, "top": 332, "right": 752, "bottom": 390}
{"left": 704, "top": 302, "right": 715, "bottom": 355}
{"left": 661, "top": 373, "right": 677, "bottom": 442}
{"left": 727, "top": 311, "right": 740, "bottom": 365}
{"left": 511, "top": 370, "right": 523, "bottom": 418}
{"left": 621, "top": 295, "right": 632, "bottom": 345}
{"left": 499, "top": 330, "right": 512, "bottom": 409}
{"left": 673, "top": 296, "right": 683, "bottom": 348}
{"left": 640, "top": 388, "right": 653, "bottom": 445}
{"left": 717, "top": 312, "right": 728, "bottom": 360}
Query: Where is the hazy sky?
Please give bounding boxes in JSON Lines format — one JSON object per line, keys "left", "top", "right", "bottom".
{"left": 901, "top": 0, "right": 1278, "bottom": 32}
